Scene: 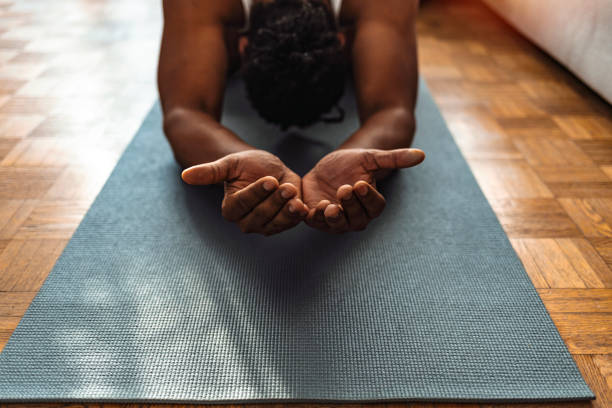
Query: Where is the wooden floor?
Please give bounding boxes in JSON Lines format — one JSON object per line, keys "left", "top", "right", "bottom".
{"left": 0, "top": 0, "right": 611, "bottom": 407}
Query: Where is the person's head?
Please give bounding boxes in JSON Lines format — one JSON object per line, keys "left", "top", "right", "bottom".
{"left": 240, "top": 0, "right": 347, "bottom": 130}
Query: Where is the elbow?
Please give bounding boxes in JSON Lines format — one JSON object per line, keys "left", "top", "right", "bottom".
{"left": 161, "top": 107, "right": 194, "bottom": 168}
{"left": 162, "top": 107, "right": 190, "bottom": 143}
{"left": 385, "top": 107, "right": 416, "bottom": 148}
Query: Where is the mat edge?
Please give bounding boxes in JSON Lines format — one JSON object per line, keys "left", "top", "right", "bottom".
{"left": 0, "top": 395, "right": 597, "bottom": 405}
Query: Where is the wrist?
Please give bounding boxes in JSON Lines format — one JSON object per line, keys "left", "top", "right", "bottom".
{"left": 217, "top": 139, "right": 256, "bottom": 158}
{"left": 163, "top": 107, "right": 254, "bottom": 168}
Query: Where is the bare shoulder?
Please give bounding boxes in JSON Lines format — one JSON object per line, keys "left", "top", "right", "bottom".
{"left": 162, "top": 0, "right": 245, "bottom": 27}
{"left": 341, "top": 0, "right": 418, "bottom": 24}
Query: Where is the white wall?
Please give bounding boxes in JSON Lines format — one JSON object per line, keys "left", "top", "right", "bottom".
{"left": 483, "top": 0, "right": 612, "bottom": 104}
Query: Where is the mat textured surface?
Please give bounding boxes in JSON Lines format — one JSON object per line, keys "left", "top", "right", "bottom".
{"left": 0, "top": 80, "right": 594, "bottom": 403}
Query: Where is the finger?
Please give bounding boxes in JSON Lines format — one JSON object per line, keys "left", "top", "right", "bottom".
{"left": 371, "top": 148, "right": 425, "bottom": 171}
{"left": 306, "top": 200, "right": 331, "bottom": 232}
{"left": 337, "top": 185, "right": 368, "bottom": 231}
{"left": 238, "top": 183, "right": 297, "bottom": 233}
{"left": 263, "top": 198, "right": 308, "bottom": 235}
{"left": 181, "top": 155, "right": 236, "bottom": 185}
{"left": 353, "top": 181, "right": 386, "bottom": 219}
{"left": 324, "top": 204, "right": 349, "bottom": 233}
{"left": 221, "top": 176, "right": 278, "bottom": 222}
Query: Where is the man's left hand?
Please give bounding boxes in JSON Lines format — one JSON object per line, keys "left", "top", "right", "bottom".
{"left": 302, "top": 148, "right": 425, "bottom": 233}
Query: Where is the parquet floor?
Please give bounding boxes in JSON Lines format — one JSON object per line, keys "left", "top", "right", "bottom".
{"left": 0, "top": 0, "right": 610, "bottom": 407}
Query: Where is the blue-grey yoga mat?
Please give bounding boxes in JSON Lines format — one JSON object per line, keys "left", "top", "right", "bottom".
{"left": 0, "top": 79, "right": 594, "bottom": 403}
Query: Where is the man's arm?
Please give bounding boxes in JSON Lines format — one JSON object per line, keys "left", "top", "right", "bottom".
{"left": 159, "top": 0, "right": 309, "bottom": 235}
{"left": 158, "top": 0, "right": 252, "bottom": 168}
{"left": 339, "top": 0, "right": 419, "bottom": 150}
{"left": 301, "top": 0, "right": 423, "bottom": 233}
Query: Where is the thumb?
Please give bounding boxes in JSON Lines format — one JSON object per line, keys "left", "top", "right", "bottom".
{"left": 371, "top": 148, "right": 425, "bottom": 170}
{"left": 181, "top": 156, "right": 234, "bottom": 185}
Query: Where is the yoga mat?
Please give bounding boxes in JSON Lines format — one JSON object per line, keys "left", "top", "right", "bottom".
{"left": 0, "top": 79, "right": 594, "bottom": 403}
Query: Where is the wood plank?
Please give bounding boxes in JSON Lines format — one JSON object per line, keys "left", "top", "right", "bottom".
{"left": 14, "top": 76, "right": 61, "bottom": 97}
{"left": 0, "top": 78, "right": 35, "bottom": 96}
{"left": 497, "top": 116, "right": 561, "bottom": 132}
{"left": 532, "top": 97, "right": 602, "bottom": 116}
{"left": 443, "top": 107, "right": 522, "bottom": 160}
{"left": 518, "top": 80, "right": 582, "bottom": 100}
{"left": 0, "top": 291, "right": 36, "bottom": 316}
{"left": 0, "top": 113, "right": 45, "bottom": 138}
{"left": 0, "top": 39, "right": 28, "bottom": 49}
{"left": 589, "top": 237, "right": 612, "bottom": 269}
{"left": 0, "top": 199, "right": 37, "bottom": 239}
{"left": 559, "top": 199, "right": 612, "bottom": 238}
{"left": 491, "top": 198, "right": 582, "bottom": 238}
{"left": 0, "top": 239, "right": 9, "bottom": 254}
{"left": 575, "top": 141, "right": 612, "bottom": 165}
{"left": 510, "top": 239, "right": 601, "bottom": 289}
{"left": 0, "top": 62, "right": 46, "bottom": 80}
{"left": 0, "top": 167, "right": 62, "bottom": 199}
{"left": 12, "top": 200, "right": 88, "bottom": 239}
{"left": 0, "top": 138, "right": 18, "bottom": 160}
{"left": 469, "top": 159, "right": 553, "bottom": 199}
{"left": 535, "top": 167, "right": 612, "bottom": 184}
{"left": 554, "top": 115, "right": 612, "bottom": 140}
{"left": 556, "top": 239, "right": 612, "bottom": 288}
{"left": 548, "top": 314, "right": 612, "bottom": 354}
{"left": 487, "top": 96, "right": 546, "bottom": 119}
{"left": 593, "top": 355, "right": 612, "bottom": 396}
{"left": 511, "top": 136, "right": 593, "bottom": 167}
{"left": 0, "top": 97, "right": 61, "bottom": 115}
{"left": 0, "top": 316, "right": 20, "bottom": 351}
{"left": 44, "top": 164, "right": 114, "bottom": 201}
{"left": 26, "top": 113, "right": 107, "bottom": 139}
{"left": 538, "top": 289, "right": 612, "bottom": 313}
{"left": 574, "top": 355, "right": 612, "bottom": 408}
{"left": 534, "top": 167, "right": 612, "bottom": 198}
{"left": 510, "top": 239, "right": 549, "bottom": 288}
{"left": 0, "top": 238, "right": 67, "bottom": 291}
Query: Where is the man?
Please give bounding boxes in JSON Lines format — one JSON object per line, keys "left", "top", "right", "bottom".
{"left": 158, "top": 0, "right": 425, "bottom": 235}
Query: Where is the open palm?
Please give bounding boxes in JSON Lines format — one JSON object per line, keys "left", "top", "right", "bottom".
{"left": 182, "top": 150, "right": 308, "bottom": 236}
{"left": 302, "top": 148, "right": 425, "bottom": 233}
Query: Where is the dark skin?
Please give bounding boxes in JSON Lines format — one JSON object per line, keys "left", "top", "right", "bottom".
{"left": 159, "top": 0, "right": 424, "bottom": 235}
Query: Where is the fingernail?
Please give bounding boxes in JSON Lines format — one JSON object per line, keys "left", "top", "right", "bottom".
{"left": 357, "top": 184, "right": 368, "bottom": 196}
{"left": 263, "top": 180, "right": 275, "bottom": 191}
{"left": 281, "top": 188, "right": 293, "bottom": 199}
{"left": 288, "top": 204, "right": 296, "bottom": 213}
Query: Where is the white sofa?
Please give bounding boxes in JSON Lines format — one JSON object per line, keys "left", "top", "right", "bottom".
{"left": 483, "top": 0, "right": 612, "bottom": 104}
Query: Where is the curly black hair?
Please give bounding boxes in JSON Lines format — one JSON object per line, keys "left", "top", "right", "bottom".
{"left": 242, "top": 0, "right": 347, "bottom": 130}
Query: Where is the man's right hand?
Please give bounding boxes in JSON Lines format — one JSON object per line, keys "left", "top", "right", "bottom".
{"left": 181, "top": 150, "right": 308, "bottom": 236}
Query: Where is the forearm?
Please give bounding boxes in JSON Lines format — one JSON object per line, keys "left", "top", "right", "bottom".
{"left": 163, "top": 107, "right": 254, "bottom": 168}
{"left": 344, "top": 0, "right": 418, "bottom": 152}
{"left": 338, "top": 107, "right": 415, "bottom": 150}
